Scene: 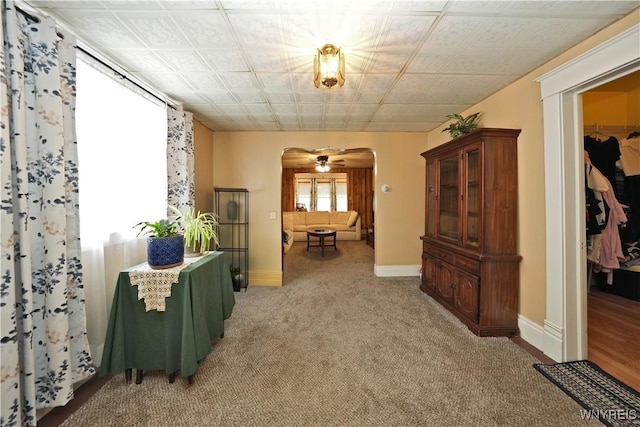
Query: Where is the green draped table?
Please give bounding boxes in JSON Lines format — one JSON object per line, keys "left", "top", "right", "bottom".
{"left": 99, "top": 252, "right": 235, "bottom": 384}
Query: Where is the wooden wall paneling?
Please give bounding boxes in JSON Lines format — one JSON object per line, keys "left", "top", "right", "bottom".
{"left": 281, "top": 167, "right": 374, "bottom": 227}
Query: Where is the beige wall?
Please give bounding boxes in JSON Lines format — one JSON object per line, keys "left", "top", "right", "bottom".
{"left": 426, "top": 11, "right": 639, "bottom": 326}
{"left": 583, "top": 91, "right": 630, "bottom": 125}
{"left": 583, "top": 88, "right": 640, "bottom": 125}
{"left": 193, "top": 10, "right": 639, "bottom": 326}
{"left": 209, "top": 132, "right": 427, "bottom": 285}
{"left": 631, "top": 86, "right": 640, "bottom": 122}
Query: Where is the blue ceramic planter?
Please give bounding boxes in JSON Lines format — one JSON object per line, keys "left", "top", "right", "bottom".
{"left": 147, "top": 235, "right": 184, "bottom": 269}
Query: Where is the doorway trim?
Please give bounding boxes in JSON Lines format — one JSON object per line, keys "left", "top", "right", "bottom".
{"left": 280, "top": 147, "right": 377, "bottom": 284}
{"left": 536, "top": 24, "right": 640, "bottom": 362}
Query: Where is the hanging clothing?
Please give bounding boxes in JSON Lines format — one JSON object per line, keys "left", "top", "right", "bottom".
{"left": 584, "top": 135, "right": 621, "bottom": 198}
{"left": 586, "top": 165, "right": 627, "bottom": 284}
{"left": 619, "top": 138, "right": 640, "bottom": 243}
{"left": 619, "top": 138, "right": 640, "bottom": 177}
{"left": 585, "top": 163, "right": 608, "bottom": 233}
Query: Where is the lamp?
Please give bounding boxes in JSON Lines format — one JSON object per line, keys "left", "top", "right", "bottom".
{"left": 313, "top": 44, "right": 345, "bottom": 89}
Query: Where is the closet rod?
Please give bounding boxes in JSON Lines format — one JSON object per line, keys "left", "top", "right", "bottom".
{"left": 15, "top": 4, "right": 177, "bottom": 110}
{"left": 584, "top": 124, "right": 640, "bottom": 134}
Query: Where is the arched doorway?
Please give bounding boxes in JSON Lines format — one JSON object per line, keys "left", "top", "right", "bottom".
{"left": 280, "top": 147, "right": 376, "bottom": 283}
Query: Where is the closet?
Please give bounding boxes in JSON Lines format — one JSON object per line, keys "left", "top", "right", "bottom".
{"left": 585, "top": 124, "right": 640, "bottom": 297}
{"left": 582, "top": 70, "right": 640, "bottom": 391}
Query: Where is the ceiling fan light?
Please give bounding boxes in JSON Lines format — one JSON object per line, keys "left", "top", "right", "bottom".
{"left": 314, "top": 44, "right": 345, "bottom": 89}
{"left": 315, "top": 164, "right": 330, "bottom": 172}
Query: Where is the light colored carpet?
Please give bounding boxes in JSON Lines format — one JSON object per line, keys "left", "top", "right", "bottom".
{"left": 62, "top": 241, "right": 598, "bottom": 426}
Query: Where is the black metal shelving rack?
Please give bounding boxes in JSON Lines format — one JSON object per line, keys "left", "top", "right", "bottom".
{"left": 214, "top": 187, "right": 249, "bottom": 291}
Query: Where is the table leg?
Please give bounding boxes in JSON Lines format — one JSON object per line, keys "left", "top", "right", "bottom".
{"left": 125, "top": 369, "right": 132, "bottom": 384}
{"left": 307, "top": 233, "right": 310, "bottom": 251}
{"left": 320, "top": 235, "right": 325, "bottom": 256}
{"left": 135, "top": 369, "right": 143, "bottom": 384}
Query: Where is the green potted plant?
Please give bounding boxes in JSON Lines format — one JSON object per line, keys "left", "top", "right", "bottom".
{"left": 170, "top": 206, "right": 219, "bottom": 255}
{"left": 442, "top": 112, "right": 480, "bottom": 139}
{"left": 133, "top": 217, "right": 184, "bottom": 269}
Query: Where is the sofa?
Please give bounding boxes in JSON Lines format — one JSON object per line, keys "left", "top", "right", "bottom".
{"left": 283, "top": 211, "right": 361, "bottom": 253}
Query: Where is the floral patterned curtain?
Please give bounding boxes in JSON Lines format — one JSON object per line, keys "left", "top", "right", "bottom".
{"left": 166, "top": 106, "right": 194, "bottom": 213}
{"left": 330, "top": 179, "right": 337, "bottom": 211}
{"left": 0, "top": 3, "right": 95, "bottom": 425}
{"left": 309, "top": 177, "right": 318, "bottom": 211}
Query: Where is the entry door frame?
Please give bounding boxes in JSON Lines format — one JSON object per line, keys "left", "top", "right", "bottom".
{"left": 536, "top": 24, "right": 639, "bottom": 362}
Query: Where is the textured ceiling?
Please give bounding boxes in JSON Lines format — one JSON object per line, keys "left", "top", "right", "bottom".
{"left": 24, "top": 0, "right": 639, "bottom": 133}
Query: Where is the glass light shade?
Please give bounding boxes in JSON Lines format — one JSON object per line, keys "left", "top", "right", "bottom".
{"left": 315, "top": 164, "right": 330, "bottom": 172}
{"left": 314, "top": 44, "right": 345, "bottom": 89}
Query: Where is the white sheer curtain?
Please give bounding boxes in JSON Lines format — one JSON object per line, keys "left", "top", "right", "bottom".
{"left": 294, "top": 174, "right": 348, "bottom": 211}
{"left": 75, "top": 58, "right": 167, "bottom": 364}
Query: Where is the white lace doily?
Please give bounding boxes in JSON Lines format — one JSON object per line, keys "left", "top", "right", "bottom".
{"left": 128, "top": 254, "right": 209, "bottom": 312}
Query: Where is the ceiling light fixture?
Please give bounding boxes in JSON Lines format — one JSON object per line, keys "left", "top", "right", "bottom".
{"left": 315, "top": 155, "right": 331, "bottom": 172}
{"left": 313, "top": 44, "right": 345, "bottom": 89}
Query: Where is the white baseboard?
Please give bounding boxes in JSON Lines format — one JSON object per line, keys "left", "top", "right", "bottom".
{"left": 543, "top": 319, "right": 564, "bottom": 362}
{"left": 517, "top": 315, "right": 561, "bottom": 362}
{"left": 374, "top": 264, "right": 421, "bottom": 277}
{"left": 518, "top": 314, "right": 544, "bottom": 351}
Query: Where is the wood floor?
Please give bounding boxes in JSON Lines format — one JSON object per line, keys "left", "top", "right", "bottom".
{"left": 587, "top": 288, "right": 640, "bottom": 391}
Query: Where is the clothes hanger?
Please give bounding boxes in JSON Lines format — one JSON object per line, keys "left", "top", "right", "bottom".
{"left": 626, "top": 130, "right": 640, "bottom": 139}
{"left": 588, "top": 131, "right": 609, "bottom": 142}
{"left": 587, "top": 123, "right": 609, "bottom": 141}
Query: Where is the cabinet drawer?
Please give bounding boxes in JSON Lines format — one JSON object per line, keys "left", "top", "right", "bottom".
{"left": 454, "top": 256, "right": 479, "bottom": 275}
{"left": 425, "top": 246, "right": 454, "bottom": 264}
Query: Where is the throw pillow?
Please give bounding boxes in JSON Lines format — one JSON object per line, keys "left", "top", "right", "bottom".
{"left": 347, "top": 211, "right": 359, "bottom": 227}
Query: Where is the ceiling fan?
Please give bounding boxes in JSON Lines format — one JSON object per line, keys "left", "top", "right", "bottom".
{"left": 314, "top": 155, "right": 345, "bottom": 172}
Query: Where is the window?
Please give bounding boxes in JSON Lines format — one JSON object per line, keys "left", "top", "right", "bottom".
{"left": 74, "top": 54, "right": 169, "bottom": 363}
{"left": 295, "top": 173, "right": 347, "bottom": 211}
{"left": 75, "top": 57, "right": 167, "bottom": 248}
{"left": 296, "top": 181, "right": 311, "bottom": 211}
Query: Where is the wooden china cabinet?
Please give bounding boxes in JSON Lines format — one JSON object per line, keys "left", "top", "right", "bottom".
{"left": 420, "top": 128, "right": 521, "bottom": 337}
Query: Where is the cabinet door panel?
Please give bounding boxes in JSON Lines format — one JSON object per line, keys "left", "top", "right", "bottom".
{"left": 435, "top": 262, "right": 454, "bottom": 304}
{"left": 437, "top": 154, "right": 459, "bottom": 241}
{"left": 425, "top": 159, "right": 437, "bottom": 237}
{"left": 422, "top": 254, "right": 436, "bottom": 291}
{"left": 463, "top": 145, "right": 481, "bottom": 248}
{"left": 454, "top": 270, "right": 479, "bottom": 322}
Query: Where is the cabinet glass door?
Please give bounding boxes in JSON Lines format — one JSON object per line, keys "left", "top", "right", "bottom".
{"left": 425, "top": 159, "right": 436, "bottom": 236}
{"left": 438, "top": 154, "right": 459, "bottom": 240}
{"left": 464, "top": 147, "right": 480, "bottom": 247}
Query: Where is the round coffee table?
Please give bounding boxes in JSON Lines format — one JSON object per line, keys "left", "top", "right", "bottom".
{"left": 306, "top": 227, "right": 337, "bottom": 256}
